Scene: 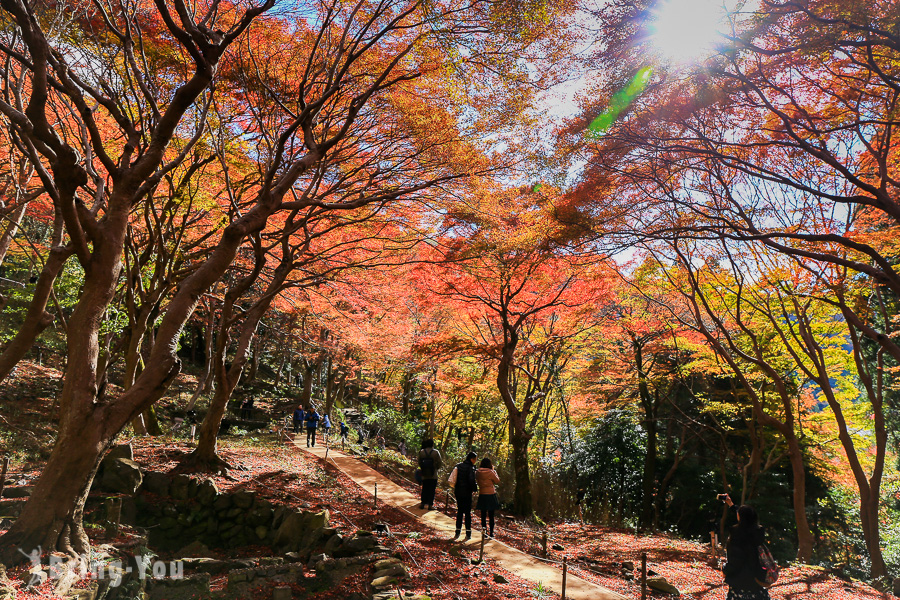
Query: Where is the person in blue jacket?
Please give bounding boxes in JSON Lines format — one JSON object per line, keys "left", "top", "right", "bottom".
{"left": 322, "top": 413, "right": 332, "bottom": 439}
{"left": 292, "top": 406, "right": 305, "bottom": 435}
{"left": 305, "top": 408, "right": 321, "bottom": 447}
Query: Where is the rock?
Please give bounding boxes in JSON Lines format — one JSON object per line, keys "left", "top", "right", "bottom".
{"left": 99, "top": 458, "right": 143, "bottom": 494}
{"left": 647, "top": 576, "right": 680, "bottom": 596}
{"left": 177, "top": 540, "right": 211, "bottom": 558}
{"left": 373, "top": 558, "right": 402, "bottom": 571}
{"left": 196, "top": 479, "right": 218, "bottom": 506}
{"left": 307, "top": 509, "right": 329, "bottom": 529}
{"left": 146, "top": 572, "right": 211, "bottom": 600}
{"left": 248, "top": 504, "right": 274, "bottom": 527}
{"left": 273, "top": 586, "right": 292, "bottom": 600}
{"left": 232, "top": 490, "right": 255, "bottom": 509}
{"left": 621, "top": 561, "right": 635, "bottom": 571}
{"left": 106, "top": 443, "right": 134, "bottom": 461}
{"left": 371, "top": 575, "right": 399, "bottom": 588}
{"left": 169, "top": 474, "right": 194, "bottom": 501}
{"left": 551, "top": 543, "right": 565, "bottom": 551}
{"left": 299, "top": 526, "right": 327, "bottom": 556}
{"left": 338, "top": 534, "right": 376, "bottom": 556}
{"left": 213, "top": 494, "right": 232, "bottom": 512}
{"left": 284, "top": 552, "right": 304, "bottom": 563}
{"left": 273, "top": 510, "right": 306, "bottom": 551}
{"left": 255, "top": 525, "right": 269, "bottom": 540}
{"left": 308, "top": 553, "right": 327, "bottom": 568}
{"left": 324, "top": 533, "right": 343, "bottom": 555}
{"left": 493, "top": 574, "right": 509, "bottom": 584}
{"left": 373, "top": 564, "right": 407, "bottom": 579}
{"left": 893, "top": 577, "right": 900, "bottom": 597}
{"left": 1, "top": 486, "right": 32, "bottom": 498}
{"left": 140, "top": 471, "right": 171, "bottom": 496}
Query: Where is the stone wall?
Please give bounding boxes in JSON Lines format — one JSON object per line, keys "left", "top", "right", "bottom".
{"left": 134, "top": 471, "right": 331, "bottom": 558}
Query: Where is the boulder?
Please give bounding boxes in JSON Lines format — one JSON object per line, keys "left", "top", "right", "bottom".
{"left": 177, "top": 540, "right": 212, "bottom": 558}
{"left": 647, "top": 576, "right": 680, "bottom": 596}
{"left": 371, "top": 575, "right": 398, "bottom": 588}
{"left": 140, "top": 471, "right": 171, "bottom": 496}
{"left": 336, "top": 534, "right": 375, "bottom": 557}
{"left": 373, "top": 564, "right": 407, "bottom": 580}
{"left": 551, "top": 543, "right": 565, "bottom": 551}
{"left": 169, "top": 474, "right": 195, "bottom": 501}
{"left": 621, "top": 561, "right": 635, "bottom": 571}
{"left": 247, "top": 504, "right": 273, "bottom": 527}
{"left": 1, "top": 486, "right": 32, "bottom": 498}
{"left": 106, "top": 444, "right": 134, "bottom": 462}
{"left": 493, "top": 574, "right": 508, "bottom": 584}
{"left": 323, "top": 533, "right": 343, "bottom": 555}
{"left": 231, "top": 490, "right": 254, "bottom": 509}
{"left": 99, "top": 458, "right": 143, "bottom": 495}
{"left": 373, "top": 558, "right": 401, "bottom": 571}
{"left": 213, "top": 494, "right": 232, "bottom": 512}
{"left": 273, "top": 510, "right": 306, "bottom": 551}
{"left": 307, "top": 509, "right": 329, "bottom": 530}
{"left": 146, "top": 572, "right": 211, "bottom": 600}
{"left": 196, "top": 479, "right": 218, "bottom": 506}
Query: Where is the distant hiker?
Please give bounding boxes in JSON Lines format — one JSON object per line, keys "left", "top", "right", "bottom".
{"left": 398, "top": 440, "right": 407, "bottom": 456}
{"left": 322, "top": 414, "right": 332, "bottom": 439}
{"left": 292, "top": 406, "right": 306, "bottom": 435}
{"left": 305, "top": 408, "right": 321, "bottom": 447}
{"left": 476, "top": 457, "right": 500, "bottom": 538}
{"left": 448, "top": 451, "right": 478, "bottom": 540}
{"left": 417, "top": 439, "right": 443, "bottom": 511}
{"left": 721, "top": 493, "right": 774, "bottom": 600}
{"left": 340, "top": 421, "right": 350, "bottom": 449}
{"left": 240, "top": 397, "right": 254, "bottom": 420}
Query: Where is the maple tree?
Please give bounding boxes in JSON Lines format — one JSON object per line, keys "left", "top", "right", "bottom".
{"left": 416, "top": 185, "right": 614, "bottom": 516}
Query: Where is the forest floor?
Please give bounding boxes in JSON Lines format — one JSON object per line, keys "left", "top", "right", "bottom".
{"left": 0, "top": 360, "right": 895, "bottom": 600}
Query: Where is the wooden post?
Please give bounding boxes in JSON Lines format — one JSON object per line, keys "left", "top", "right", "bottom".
{"left": 479, "top": 530, "right": 485, "bottom": 563}
{"left": 374, "top": 483, "right": 378, "bottom": 510}
{"left": 0, "top": 455, "right": 9, "bottom": 498}
{"left": 541, "top": 531, "right": 548, "bottom": 557}
{"left": 641, "top": 552, "right": 648, "bottom": 600}
{"left": 710, "top": 531, "right": 718, "bottom": 560}
{"left": 562, "top": 556, "right": 568, "bottom": 600}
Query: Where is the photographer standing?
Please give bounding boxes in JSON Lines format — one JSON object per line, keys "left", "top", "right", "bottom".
{"left": 720, "top": 493, "right": 770, "bottom": 600}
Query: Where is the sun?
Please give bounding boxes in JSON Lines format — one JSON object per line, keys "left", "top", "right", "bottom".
{"left": 649, "top": 0, "right": 731, "bottom": 64}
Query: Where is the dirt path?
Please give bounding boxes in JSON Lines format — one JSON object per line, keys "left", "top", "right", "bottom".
{"left": 291, "top": 435, "right": 627, "bottom": 600}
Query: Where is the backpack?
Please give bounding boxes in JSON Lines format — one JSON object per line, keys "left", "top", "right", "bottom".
{"left": 756, "top": 544, "right": 779, "bottom": 588}
{"left": 419, "top": 449, "right": 435, "bottom": 473}
{"left": 456, "top": 461, "right": 476, "bottom": 492}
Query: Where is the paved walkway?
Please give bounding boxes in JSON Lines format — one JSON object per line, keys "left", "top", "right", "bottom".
{"left": 291, "top": 436, "right": 626, "bottom": 600}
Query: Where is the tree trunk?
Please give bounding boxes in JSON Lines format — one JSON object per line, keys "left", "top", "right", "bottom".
{"left": 509, "top": 420, "right": 533, "bottom": 517}
{"left": 0, "top": 245, "right": 71, "bottom": 383}
{"left": 0, "top": 412, "right": 105, "bottom": 560}
{"left": 186, "top": 306, "right": 217, "bottom": 411}
{"left": 0, "top": 200, "right": 29, "bottom": 267}
{"left": 786, "top": 436, "right": 814, "bottom": 563}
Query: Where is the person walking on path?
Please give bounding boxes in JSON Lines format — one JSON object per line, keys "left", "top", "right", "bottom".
{"left": 340, "top": 421, "right": 350, "bottom": 449}
{"left": 292, "top": 406, "right": 306, "bottom": 435}
{"left": 305, "top": 408, "right": 321, "bottom": 447}
{"left": 322, "top": 413, "right": 332, "bottom": 440}
{"left": 448, "top": 451, "right": 478, "bottom": 540}
{"left": 417, "top": 439, "right": 442, "bottom": 510}
{"left": 476, "top": 457, "right": 500, "bottom": 538}
{"left": 721, "top": 493, "right": 770, "bottom": 600}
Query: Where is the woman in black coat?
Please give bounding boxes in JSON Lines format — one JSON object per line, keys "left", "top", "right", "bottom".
{"left": 721, "top": 494, "right": 769, "bottom": 600}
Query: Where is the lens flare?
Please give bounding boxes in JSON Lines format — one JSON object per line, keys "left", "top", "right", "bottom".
{"left": 650, "top": 0, "right": 729, "bottom": 63}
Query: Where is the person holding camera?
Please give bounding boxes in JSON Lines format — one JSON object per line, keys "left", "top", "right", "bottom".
{"left": 719, "top": 493, "right": 770, "bottom": 600}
